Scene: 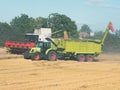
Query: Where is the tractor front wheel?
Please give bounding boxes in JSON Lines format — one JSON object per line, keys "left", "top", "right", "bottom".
{"left": 48, "top": 51, "right": 57, "bottom": 61}
{"left": 31, "top": 53, "right": 41, "bottom": 61}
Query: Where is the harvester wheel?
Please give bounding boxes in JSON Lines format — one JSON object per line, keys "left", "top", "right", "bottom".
{"left": 24, "top": 51, "right": 30, "bottom": 59}
{"left": 77, "top": 55, "right": 85, "bottom": 62}
{"left": 48, "top": 51, "right": 57, "bottom": 61}
{"left": 31, "top": 53, "right": 40, "bottom": 61}
{"left": 86, "top": 55, "right": 94, "bottom": 62}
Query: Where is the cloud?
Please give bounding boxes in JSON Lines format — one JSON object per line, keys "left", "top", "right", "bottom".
{"left": 85, "top": 0, "right": 120, "bottom": 9}
{"left": 85, "top": 0, "right": 105, "bottom": 6}
{"left": 101, "top": 4, "right": 120, "bottom": 9}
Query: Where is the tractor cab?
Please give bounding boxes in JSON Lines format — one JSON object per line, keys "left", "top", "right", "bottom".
{"left": 37, "top": 41, "right": 51, "bottom": 52}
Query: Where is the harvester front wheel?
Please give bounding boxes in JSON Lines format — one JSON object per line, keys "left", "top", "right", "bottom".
{"left": 48, "top": 51, "right": 57, "bottom": 61}
{"left": 86, "top": 55, "right": 94, "bottom": 62}
{"left": 24, "top": 51, "right": 30, "bottom": 59}
{"left": 77, "top": 55, "right": 85, "bottom": 62}
{"left": 31, "top": 53, "right": 40, "bottom": 61}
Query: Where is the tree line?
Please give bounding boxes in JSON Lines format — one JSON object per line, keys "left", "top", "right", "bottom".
{"left": 0, "top": 13, "right": 120, "bottom": 52}
{"left": 0, "top": 13, "right": 79, "bottom": 45}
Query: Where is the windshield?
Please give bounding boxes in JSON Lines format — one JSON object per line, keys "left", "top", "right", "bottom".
{"left": 37, "top": 42, "right": 44, "bottom": 47}
{"left": 25, "top": 35, "right": 38, "bottom": 43}
{"left": 37, "top": 41, "right": 51, "bottom": 49}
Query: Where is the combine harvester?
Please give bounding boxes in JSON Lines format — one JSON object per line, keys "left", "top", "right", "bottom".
{"left": 23, "top": 22, "right": 114, "bottom": 61}
{"left": 5, "top": 28, "right": 51, "bottom": 54}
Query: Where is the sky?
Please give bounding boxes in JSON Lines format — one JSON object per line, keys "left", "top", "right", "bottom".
{"left": 0, "top": 0, "right": 120, "bottom": 31}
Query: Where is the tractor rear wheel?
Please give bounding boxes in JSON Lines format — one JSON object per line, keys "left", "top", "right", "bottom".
{"left": 86, "top": 55, "right": 94, "bottom": 62}
{"left": 31, "top": 53, "right": 40, "bottom": 61}
{"left": 77, "top": 55, "right": 85, "bottom": 62}
{"left": 48, "top": 51, "right": 57, "bottom": 61}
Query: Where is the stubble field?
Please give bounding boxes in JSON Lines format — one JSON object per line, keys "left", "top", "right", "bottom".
{"left": 0, "top": 48, "right": 120, "bottom": 90}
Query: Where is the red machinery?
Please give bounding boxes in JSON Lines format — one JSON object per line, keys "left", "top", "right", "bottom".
{"left": 5, "top": 41, "right": 35, "bottom": 49}
{"left": 5, "top": 41, "right": 36, "bottom": 54}
{"left": 4, "top": 34, "right": 38, "bottom": 54}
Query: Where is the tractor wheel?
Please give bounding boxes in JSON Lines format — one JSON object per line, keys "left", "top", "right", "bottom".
{"left": 48, "top": 51, "right": 57, "bottom": 61}
{"left": 77, "top": 55, "right": 85, "bottom": 62}
{"left": 24, "top": 51, "right": 30, "bottom": 59}
{"left": 86, "top": 55, "right": 94, "bottom": 62}
{"left": 31, "top": 53, "right": 40, "bottom": 61}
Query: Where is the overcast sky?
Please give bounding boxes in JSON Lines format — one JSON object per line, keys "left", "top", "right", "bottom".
{"left": 0, "top": 0, "right": 120, "bottom": 31}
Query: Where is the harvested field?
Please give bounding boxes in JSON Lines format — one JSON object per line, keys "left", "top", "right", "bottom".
{"left": 0, "top": 48, "right": 120, "bottom": 90}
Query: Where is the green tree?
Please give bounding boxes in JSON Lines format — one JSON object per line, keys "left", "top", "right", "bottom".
{"left": 34, "top": 17, "right": 47, "bottom": 29}
{"left": 115, "top": 29, "right": 120, "bottom": 38}
{"left": 47, "top": 13, "right": 78, "bottom": 38}
{"left": 0, "top": 22, "right": 12, "bottom": 46}
{"left": 94, "top": 31, "right": 104, "bottom": 39}
{"left": 79, "top": 24, "right": 92, "bottom": 34}
{"left": 10, "top": 14, "right": 35, "bottom": 41}
{"left": 102, "top": 33, "right": 120, "bottom": 52}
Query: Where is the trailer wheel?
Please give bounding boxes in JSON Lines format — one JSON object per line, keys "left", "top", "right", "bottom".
{"left": 77, "top": 55, "right": 85, "bottom": 62}
{"left": 24, "top": 51, "right": 30, "bottom": 59}
{"left": 48, "top": 51, "right": 57, "bottom": 61}
{"left": 86, "top": 55, "right": 94, "bottom": 62}
{"left": 31, "top": 53, "right": 40, "bottom": 61}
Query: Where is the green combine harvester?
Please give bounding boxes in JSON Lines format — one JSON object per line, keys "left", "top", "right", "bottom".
{"left": 24, "top": 22, "right": 114, "bottom": 61}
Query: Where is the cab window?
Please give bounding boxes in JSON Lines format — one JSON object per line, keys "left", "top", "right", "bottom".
{"left": 37, "top": 42, "right": 44, "bottom": 47}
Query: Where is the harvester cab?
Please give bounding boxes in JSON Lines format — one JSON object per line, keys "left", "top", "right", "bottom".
{"left": 25, "top": 28, "right": 52, "bottom": 42}
{"left": 24, "top": 34, "right": 39, "bottom": 43}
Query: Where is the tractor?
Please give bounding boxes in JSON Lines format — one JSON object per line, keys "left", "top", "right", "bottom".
{"left": 23, "top": 22, "right": 114, "bottom": 62}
